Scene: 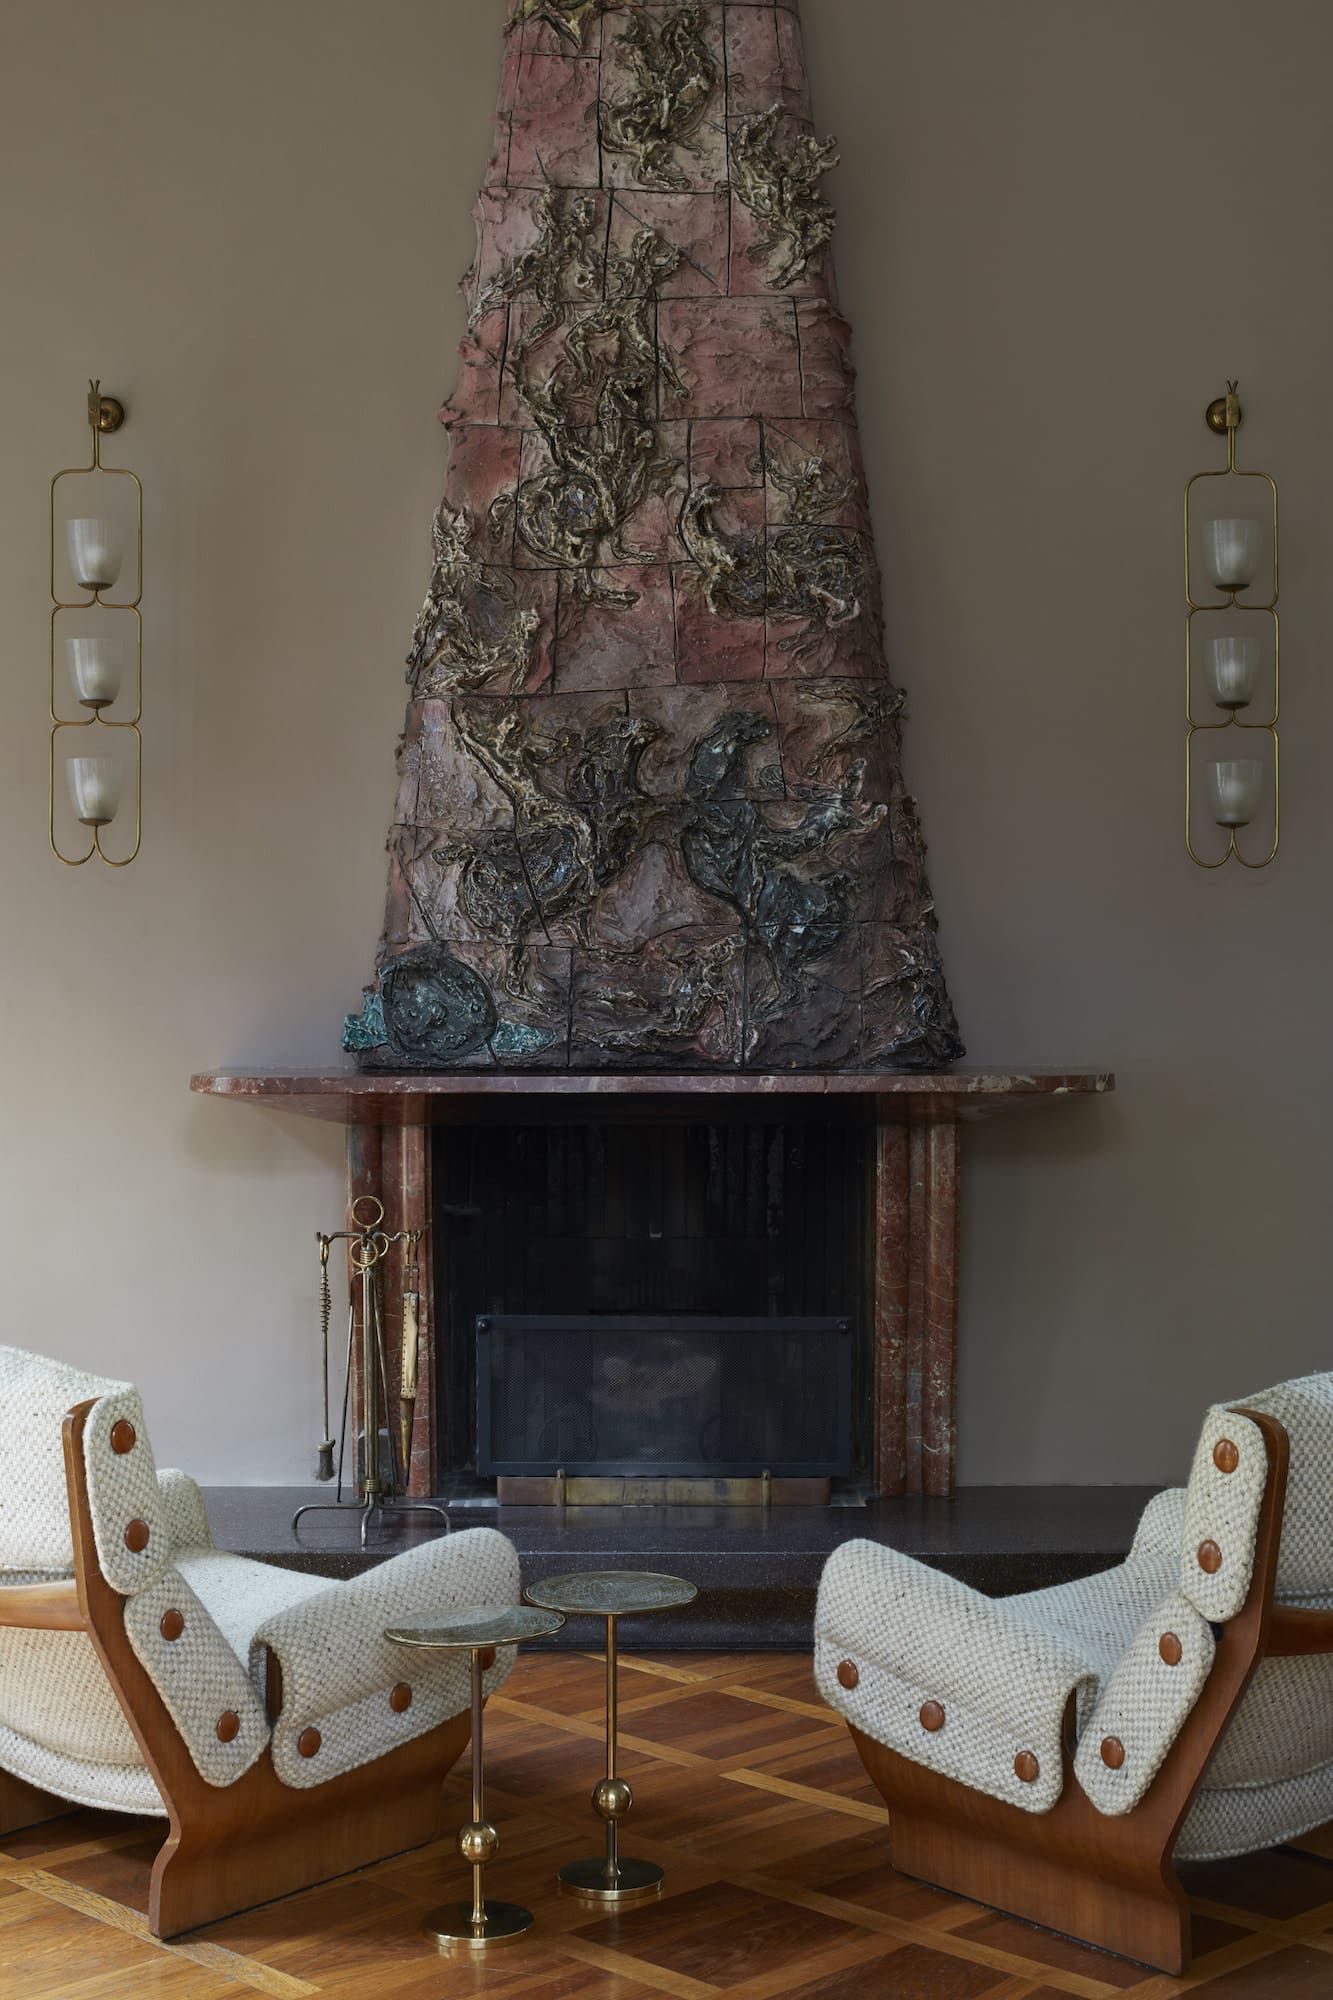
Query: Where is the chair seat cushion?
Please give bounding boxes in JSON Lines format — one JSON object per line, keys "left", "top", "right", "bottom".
{"left": 0, "top": 1624, "right": 141, "bottom": 1766}
{"left": 176, "top": 1552, "right": 331, "bottom": 1669}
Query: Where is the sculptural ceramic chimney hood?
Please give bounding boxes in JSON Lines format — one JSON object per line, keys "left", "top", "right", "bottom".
{"left": 344, "top": 0, "right": 963, "bottom": 1074}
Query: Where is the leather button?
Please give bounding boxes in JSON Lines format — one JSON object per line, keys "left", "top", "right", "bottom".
{"left": 298, "top": 1727, "right": 322, "bottom": 1759}
{"left": 1159, "top": 1632, "right": 1182, "bottom": 1667}
{"left": 836, "top": 1660, "right": 859, "bottom": 1691}
{"left": 919, "top": 1701, "right": 945, "bottom": 1733}
{"left": 1197, "top": 1539, "right": 1222, "bottom": 1575}
{"left": 215, "top": 1711, "right": 240, "bottom": 1744}
{"left": 478, "top": 1647, "right": 497, "bottom": 1673}
{"left": 110, "top": 1420, "right": 137, "bottom": 1455}
{"left": 124, "top": 1519, "right": 150, "bottom": 1554}
{"left": 1213, "top": 1438, "right": 1239, "bottom": 1475}
{"left": 1014, "top": 1750, "right": 1039, "bottom": 1784}
{"left": 1101, "top": 1736, "right": 1126, "bottom": 1770}
{"left": 390, "top": 1682, "right": 413, "bottom": 1714}
{"left": 159, "top": 1609, "right": 185, "bottom": 1643}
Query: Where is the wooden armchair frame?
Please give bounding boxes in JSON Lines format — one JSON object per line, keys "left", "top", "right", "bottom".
{"left": 0, "top": 1399, "right": 470, "bottom": 1938}
{"left": 849, "top": 1409, "right": 1333, "bottom": 1974}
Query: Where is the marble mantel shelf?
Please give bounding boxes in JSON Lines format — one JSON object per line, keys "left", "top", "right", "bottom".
{"left": 191, "top": 1066, "right": 1113, "bottom": 1127}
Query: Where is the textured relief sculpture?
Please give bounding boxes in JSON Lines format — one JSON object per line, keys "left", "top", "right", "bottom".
{"left": 348, "top": 0, "right": 963, "bottom": 1073}
{"left": 406, "top": 505, "right": 540, "bottom": 694}
{"left": 729, "top": 105, "right": 839, "bottom": 289}
{"left": 510, "top": 0, "right": 612, "bottom": 49}
{"left": 601, "top": 7, "right": 719, "bottom": 190}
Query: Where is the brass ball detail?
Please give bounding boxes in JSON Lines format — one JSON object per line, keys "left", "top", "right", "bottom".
{"left": 593, "top": 1777, "right": 633, "bottom": 1822}
{"left": 458, "top": 1820, "right": 500, "bottom": 1865}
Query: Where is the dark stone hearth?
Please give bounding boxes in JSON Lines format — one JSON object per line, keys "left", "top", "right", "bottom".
{"left": 203, "top": 1486, "right": 1156, "bottom": 1648}
{"left": 345, "top": 0, "right": 963, "bottom": 1074}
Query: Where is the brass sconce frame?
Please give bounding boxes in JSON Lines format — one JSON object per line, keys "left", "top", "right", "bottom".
{"left": 1184, "top": 381, "right": 1279, "bottom": 869}
{"left": 49, "top": 381, "right": 143, "bottom": 866}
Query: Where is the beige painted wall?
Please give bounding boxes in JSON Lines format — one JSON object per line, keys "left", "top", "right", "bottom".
{"left": 1, "top": 0, "right": 1329, "bottom": 1485}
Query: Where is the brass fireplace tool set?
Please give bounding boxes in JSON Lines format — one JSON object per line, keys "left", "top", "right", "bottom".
{"left": 293, "top": 1196, "right": 449, "bottom": 1544}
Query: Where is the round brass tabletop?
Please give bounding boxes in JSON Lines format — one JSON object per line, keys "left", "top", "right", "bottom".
{"left": 524, "top": 1570, "right": 698, "bottom": 1619}
{"left": 385, "top": 1602, "right": 566, "bottom": 1650}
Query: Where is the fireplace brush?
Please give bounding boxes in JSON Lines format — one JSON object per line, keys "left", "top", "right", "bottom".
{"left": 293, "top": 1198, "right": 449, "bottom": 1545}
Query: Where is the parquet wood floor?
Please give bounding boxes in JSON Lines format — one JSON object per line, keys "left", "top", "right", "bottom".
{"left": 2, "top": 1651, "right": 1331, "bottom": 1999}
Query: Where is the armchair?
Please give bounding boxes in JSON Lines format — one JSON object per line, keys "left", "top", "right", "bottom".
{"left": 0, "top": 1344, "right": 520, "bottom": 1937}
{"left": 815, "top": 1372, "right": 1333, "bottom": 1973}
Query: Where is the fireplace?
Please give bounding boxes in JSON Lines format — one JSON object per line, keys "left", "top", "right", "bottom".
{"left": 190, "top": 2, "right": 1113, "bottom": 1513}
{"left": 193, "top": 1067, "right": 1113, "bottom": 1499}
{"left": 434, "top": 1111, "right": 865, "bottom": 1495}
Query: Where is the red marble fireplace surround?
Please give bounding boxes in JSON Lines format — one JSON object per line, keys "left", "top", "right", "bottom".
{"left": 192, "top": 1067, "right": 1112, "bottom": 1497}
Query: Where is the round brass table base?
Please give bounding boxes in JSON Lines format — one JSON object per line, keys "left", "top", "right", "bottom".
{"left": 559, "top": 1856, "right": 665, "bottom": 1903}
{"left": 424, "top": 1900, "right": 534, "bottom": 1950}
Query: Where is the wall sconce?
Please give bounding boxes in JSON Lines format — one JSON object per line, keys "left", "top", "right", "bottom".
{"left": 49, "top": 381, "right": 142, "bottom": 866}
{"left": 1184, "top": 381, "right": 1279, "bottom": 869}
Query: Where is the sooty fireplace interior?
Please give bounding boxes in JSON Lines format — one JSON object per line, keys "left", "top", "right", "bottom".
{"left": 434, "top": 1112, "right": 868, "bottom": 1498}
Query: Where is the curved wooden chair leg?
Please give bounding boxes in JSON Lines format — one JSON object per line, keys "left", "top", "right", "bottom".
{"left": 851, "top": 1729, "right": 1189, "bottom": 1972}
{"left": 147, "top": 1712, "right": 471, "bottom": 1937}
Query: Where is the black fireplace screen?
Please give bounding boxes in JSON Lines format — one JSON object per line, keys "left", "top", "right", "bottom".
{"left": 476, "top": 1315, "right": 853, "bottom": 1479}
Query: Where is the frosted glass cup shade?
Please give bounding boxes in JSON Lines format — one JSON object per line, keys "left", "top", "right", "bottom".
{"left": 1203, "top": 517, "right": 1264, "bottom": 593}
{"left": 1205, "top": 636, "right": 1259, "bottom": 711}
{"left": 66, "top": 517, "right": 124, "bottom": 592}
{"left": 1207, "top": 758, "right": 1262, "bottom": 829}
{"left": 66, "top": 635, "right": 123, "bottom": 709}
{"left": 66, "top": 756, "right": 121, "bottom": 827}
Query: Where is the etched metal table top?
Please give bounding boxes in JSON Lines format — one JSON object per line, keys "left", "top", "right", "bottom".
{"left": 524, "top": 1570, "right": 698, "bottom": 1618}
{"left": 385, "top": 1603, "right": 565, "bottom": 1650}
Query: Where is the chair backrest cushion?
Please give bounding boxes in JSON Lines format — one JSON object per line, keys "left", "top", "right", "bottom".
{"left": 0, "top": 1344, "right": 170, "bottom": 1593}
{"left": 0, "top": 1345, "right": 131, "bottom": 1573}
{"left": 1232, "top": 1373, "right": 1333, "bottom": 1603}
{"left": 1180, "top": 1406, "right": 1268, "bottom": 1623}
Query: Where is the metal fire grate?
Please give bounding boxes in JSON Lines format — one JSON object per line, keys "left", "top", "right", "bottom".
{"left": 476, "top": 1315, "right": 853, "bottom": 1479}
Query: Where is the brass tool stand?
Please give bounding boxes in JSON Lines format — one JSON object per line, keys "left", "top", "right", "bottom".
{"left": 386, "top": 1604, "right": 566, "bottom": 1948}
{"left": 525, "top": 1570, "right": 697, "bottom": 1902}
{"left": 293, "top": 1196, "right": 449, "bottom": 1547}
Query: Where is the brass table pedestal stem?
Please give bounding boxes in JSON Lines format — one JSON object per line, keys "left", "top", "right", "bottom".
{"left": 524, "top": 1570, "right": 698, "bottom": 1905}
{"left": 385, "top": 1603, "right": 565, "bottom": 1950}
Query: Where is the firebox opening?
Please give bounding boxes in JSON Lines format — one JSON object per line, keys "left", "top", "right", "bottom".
{"left": 432, "top": 1114, "right": 873, "bottom": 1494}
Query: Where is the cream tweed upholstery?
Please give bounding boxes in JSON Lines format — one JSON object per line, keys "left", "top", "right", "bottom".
{"left": 0, "top": 1345, "right": 521, "bottom": 1817}
{"left": 817, "top": 1371, "right": 1333, "bottom": 1863}
{"left": 813, "top": 1541, "right": 1098, "bottom": 1814}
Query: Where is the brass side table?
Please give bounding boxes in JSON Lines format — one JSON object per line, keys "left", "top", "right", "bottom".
{"left": 385, "top": 1601, "right": 565, "bottom": 1949}
{"left": 525, "top": 1570, "right": 697, "bottom": 1902}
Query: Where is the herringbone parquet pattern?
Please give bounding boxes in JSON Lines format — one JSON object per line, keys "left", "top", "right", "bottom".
{"left": 3, "top": 1650, "right": 1332, "bottom": 1998}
